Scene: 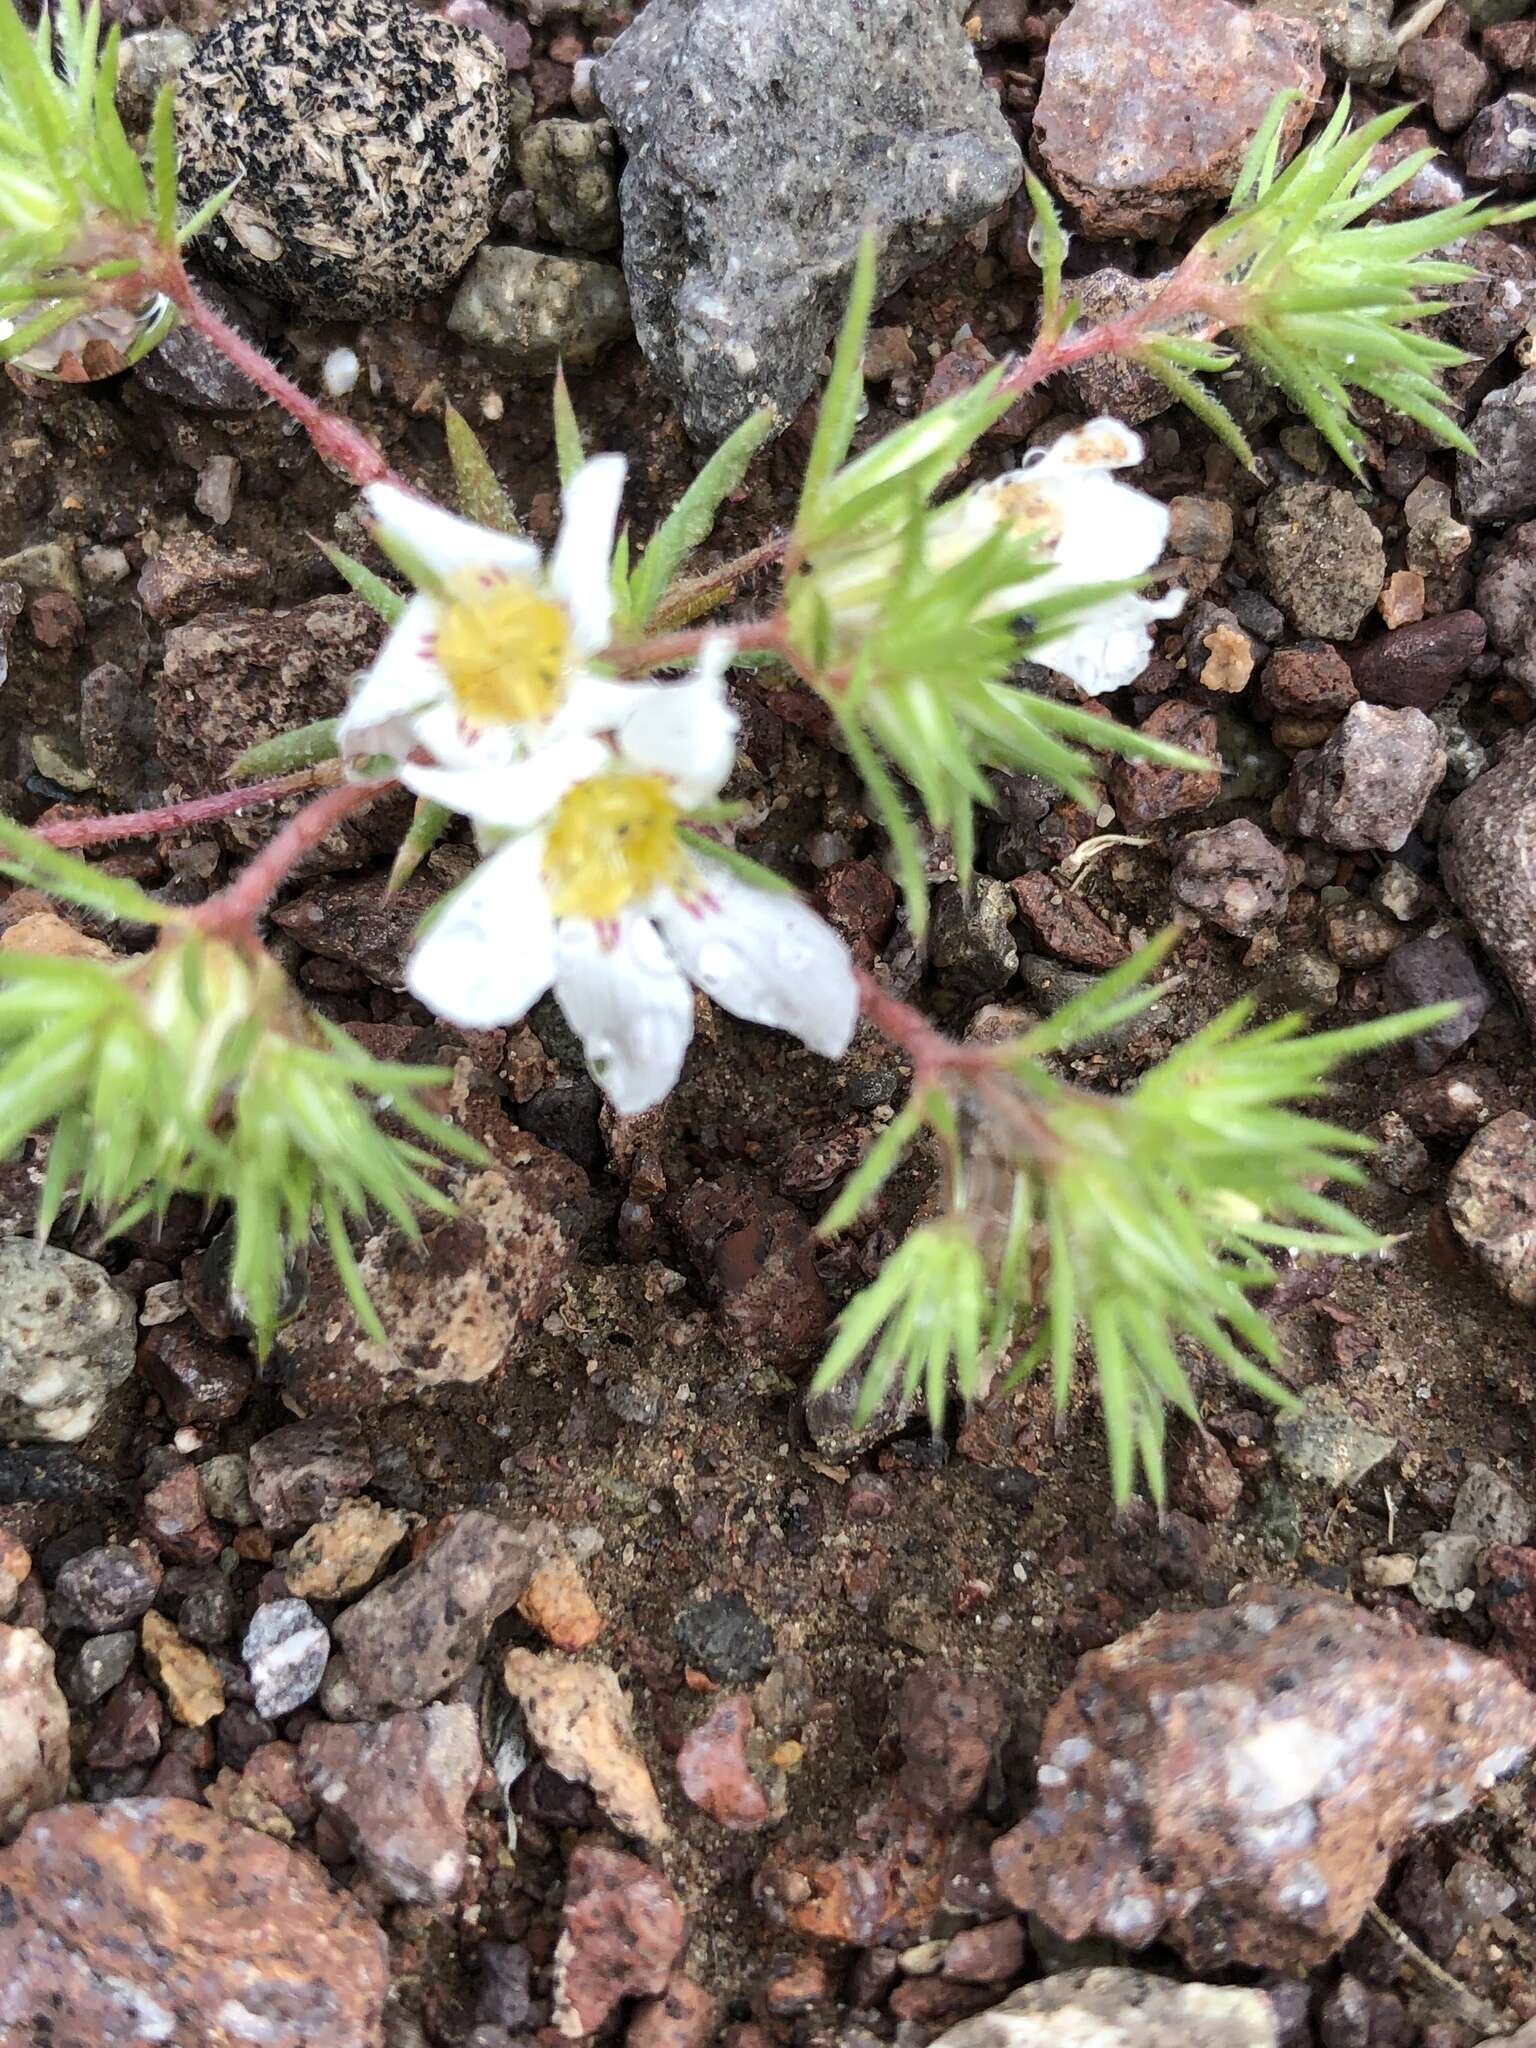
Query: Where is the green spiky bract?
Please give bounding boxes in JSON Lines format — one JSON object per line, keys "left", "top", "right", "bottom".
{"left": 812, "top": 933, "right": 1457, "bottom": 1501}
{"left": 0, "top": 821, "right": 484, "bottom": 1352}
{"left": 787, "top": 235, "right": 1198, "bottom": 930}
{"left": 0, "top": 0, "right": 225, "bottom": 366}
{"left": 1138, "top": 93, "right": 1536, "bottom": 474}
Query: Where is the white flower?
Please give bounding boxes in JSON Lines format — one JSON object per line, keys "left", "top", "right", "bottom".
{"left": 403, "top": 641, "right": 860, "bottom": 1115}
{"left": 967, "top": 417, "right": 1185, "bottom": 697}
{"left": 338, "top": 453, "right": 638, "bottom": 772}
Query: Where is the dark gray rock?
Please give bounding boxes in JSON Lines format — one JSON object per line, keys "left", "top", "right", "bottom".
{"left": 54, "top": 1544, "right": 162, "bottom": 1634}
{"left": 596, "top": 0, "right": 1022, "bottom": 443}
{"left": 1441, "top": 726, "right": 1536, "bottom": 1029}
{"left": 59, "top": 1631, "right": 136, "bottom": 1708}
{"left": 674, "top": 1591, "right": 775, "bottom": 1685}
{"left": 1382, "top": 930, "right": 1496, "bottom": 1072}
{"left": 1458, "top": 371, "right": 1536, "bottom": 524}
{"left": 1463, "top": 92, "right": 1536, "bottom": 191}
{"left": 1476, "top": 521, "right": 1536, "bottom": 695}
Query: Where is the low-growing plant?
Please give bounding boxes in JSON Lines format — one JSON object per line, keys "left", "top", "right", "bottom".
{"left": 0, "top": 14, "right": 1501, "bottom": 1491}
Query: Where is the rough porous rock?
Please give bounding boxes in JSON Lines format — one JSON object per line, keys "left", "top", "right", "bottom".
{"left": 897, "top": 1668, "right": 1007, "bottom": 1823}
{"left": 286, "top": 1496, "right": 407, "bottom": 1602}
{"left": 553, "top": 1841, "right": 687, "bottom": 2039}
{"left": 300, "top": 1704, "right": 480, "bottom": 1904}
{"left": 674, "top": 1172, "right": 829, "bottom": 1369}
{"left": 1458, "top": 370, "right": 1536, "bottom": 524}
{"left": 1441, "top": 727, "right": 1536, "bottom": 1027}
{"left": 628, "top": 1971, "right": 716, "bottom": 2048}
{"left": 54, "top": 1541, "right": 162, "bottom": 1632}
{"left": 596, "top": 0, "right": 1022, "bottom": 443}
{"left": 1289, "top": 702, "right": 1446, "bottom": 853}
{"left": 1447, "top": 1112, "right": 1536, "bottom": 1309}
{"left": 0, "top": 1626, "right": 68, "bottom": 1841}
{"left": 504, "top": 1647, "right": 669, "bottom": 1845}
{"left": 991, "top": 1586, "right": 1536, "bottom": 1969}
{"left": 1256, "top": 485, "right": 1386, "bottom": 640}
{"left": 928, "top": 1969, "right": 1277, "bottom": 2048}
{"left": 1171, "top": 820, "right": 1290, "bottom": 935}
{"left": 332, "top": 1512, "right": 554, "bottom": 1713}
{"left": 0, "top": 1797, "right": 388, "bottom": 2046}
{"left": 0, "top": 1240, "right": 134, "bottom": 1445}
{"left": 1010, "top": 874, "right": 1129, "bottom": 970}
{"left": 517, "top": 1549, "right": 603, "bottom": 1652}
{"left": 518, "top": 116, "right": 621, "bottom": 251}
{"left": 278, "top": 1150, "right": 584, "bottom": 1414}
{"left": 1108, "top": 700, "right": 1222, "bottom": 828}
{"left": 249, "top": 1418, "right": 374, "bottom": 1534}
{"left": 448, "top": 245, "right": 632, "bottom": 372}
{"left": 1060, "top": 270, "right": 1177, "bottom": 425}
{"left": 177, "top": 0, "right": 516, "bottom": 315}
{"left": 1033, "top": 0, "right": 1320, "bottom": 238}
{"left": 1476, "top": 520, "right": 1536, "bottom": 693}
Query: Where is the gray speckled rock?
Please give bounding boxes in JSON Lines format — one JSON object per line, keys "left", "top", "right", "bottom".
{"left": 1458, "top": 370, "right": 1536, "bottom": 524}
{"left": 243, "top": 1597, "right": 329, "bottom": 1719}
{"left": 0, "top": 1241, "right": 134, "bottom": 1446}
{"left": 300, "top": 1704, "right": 481, "bottom": 1904}
{"left": 518, "top": 118, "right": 621, "bottom": 252}
{"left": 1442, "top": 726, "right": 1536, "bottom": 1028}
{"left": 596, "top": 0, "right": 1022, "bottom": 443}
{"left": 1255, "top": 484, "right": 1385, "bottom": 640}
{"left": 1289, "top": 702, "right": 1446, "bottom": 854}
{"left": 177, "top": 0, "right": 517, "bottom": 316}
{"left": 448, "top": 246, "right": 632, "bottom": 372}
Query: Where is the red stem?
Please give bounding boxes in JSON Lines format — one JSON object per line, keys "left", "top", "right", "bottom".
{"left": 35, "top": 768, "right": 340, "bottom": 848}
{"left": 193, "top": 778, "right": 394, "bottom": 937}
{"left": 153, "top": 258, "right": 400, "bottom": 491}
{"left": 998, "top": 255, "right": 1238, "bottom": 400}
{"left": 856, "top": 968, "right": 993, "bottom": 1088}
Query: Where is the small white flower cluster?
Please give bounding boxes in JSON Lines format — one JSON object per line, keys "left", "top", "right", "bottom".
{"left": 339, "top": 457, "right": 860, "bottom": 1114}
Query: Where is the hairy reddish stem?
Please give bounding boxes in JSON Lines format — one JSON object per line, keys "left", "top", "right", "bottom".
{"left": 857, "top": 968, "right": 994, "bottom": 1088}
{"left": 999, "top": 256, "right": 1237, "bottom": 400}
{"left": 193, "top": 778, "right": 394, "bottom": 937}
{"left": 35, "top": 767, "right": 341, "bottom": 848}
{"left": 153, "top": 258, "right": 399, "bottom": 491}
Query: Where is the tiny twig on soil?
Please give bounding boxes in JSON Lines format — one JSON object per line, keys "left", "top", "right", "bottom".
{"left": 151, "top": 256, "right": 400, "bottom": 491}
{"left": 34, "top": 765, "right": 344, "bottom": 848}
{"left": 1365, "top": 1906, "right": 1506, "bottom": 2033}
{"left": 192, "top": 776, "right": 395, "bottom": 938}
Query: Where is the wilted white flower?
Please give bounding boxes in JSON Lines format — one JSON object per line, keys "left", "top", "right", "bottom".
{"left": 966, "top": 417, "right": 1185, "bottom": 696}
{"left": 403, "top": 641, "right": 859, "bottom": 1114}
{"left": 338, "top": 454, "right": 637, "bottom": 772}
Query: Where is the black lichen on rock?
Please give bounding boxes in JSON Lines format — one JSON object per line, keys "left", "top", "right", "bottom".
{"left": 176, "top": 0, "right": 517, "bottom": 317}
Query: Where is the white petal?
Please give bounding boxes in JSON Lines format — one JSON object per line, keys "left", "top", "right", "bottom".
{"left": 548, "top": 454, "right": 626, "bottom": 655}
{"left": 617, "top": 636, "right": 739, "bottom": 806}
{"left": 1032, "top": 587, "right": 1186, "bottom": 697}
{"left": 1031, "top": 417, "right": 1146, "bottom": 476}
{"left": 366, "top": 482, "right": 541, "bottom": 584}
{"left": 405, "top": 836, "right": 555, "bottom": 1026}
{"left": 549, "top": 672, "right": 664, "bottom": 740}
{"left": 337, "top": 595, "right": 445, "bottom": 764}
{"left": 401, "top": 733, "right": 609, "bottom": 825}
{"left": 553, "top": 914, "right": 694, "bottom": 1114}
{"left": 410, "top": 701, "right": 523, "bottom": 775}
{"left": 1046, "top": 469, "right": 1170, "bottom": 586}
{"left": 656, "top": 864, "right": 859, "bottom": 1059}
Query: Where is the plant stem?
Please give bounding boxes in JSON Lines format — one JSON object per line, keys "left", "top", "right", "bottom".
{"left": 35, "top": 766, "right": 342, "bottom": 848}
{"left": 857, "top": 969, "right": 993, "bottom": 1087}
{"left": 152, "top": 256, "right": 399, "bottom": 490}
{"left": 193, "top": 777, "right": 394, "bottom": 936}
{"left": 614, "top": 616, "right": 792, "bottom": 671}
{"left": 999, "top": 255, "right": 1235, "bottom": 399}
{"left": 649, "top": 534, "right": 790, "bottom": 630}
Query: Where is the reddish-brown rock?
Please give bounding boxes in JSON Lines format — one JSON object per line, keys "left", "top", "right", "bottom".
{"left": 1262, "top": 645, "right": 1358, "bottom": 720}
{"left": 1349, "top": 611, "right": 1487, "bottom": 712}
{"left": 992, "top": 1586, "right": 1536, "bottom": 1969}
{"left": 677, "top": 1693, "right": 770, "bottom": 1829}
{"left": 0, "top": 1797, "right": 388, "bottom": 2046}
{"left": 673, "top": 1170, "right": 830, "bottom": 1369}
{"left": 1010, "top": 874, "right": 1129, "bottom": 970}
{"left": 755, "top": 1798, "right": 996, "bottom": 1948}
{"left": 1109, "top": 700, "right": 1222, "bottom": 829}
{"left": 897, "top": 1667, "right": 1007, "bottom": 1822}
{"left": 1033, "top": 0, "right": 1320, "bottom": 238}
{"left": 627, "top": 1970, "right": 716, "bottom": 2048}
{"left": 300, "top": 1704, "right": 480, "bottom": 1904}
{"left": 553, "top": 1842, "right": 686, "bottom": 2039}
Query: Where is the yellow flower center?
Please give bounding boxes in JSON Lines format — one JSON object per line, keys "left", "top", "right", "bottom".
{"left": 435, "top": 568, "right": 571, "bottom": 726}
{"left": 544, "top": 773, "right": 689, "bottom": 922}
{"left": 990, "top": 479, "right": 1065, "bottom": 554}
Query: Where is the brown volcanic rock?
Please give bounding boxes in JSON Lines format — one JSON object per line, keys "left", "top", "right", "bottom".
{"left": 992, "top": 1586, "right": 1536, "bottom": 1970}
{"left": 0, "top": 1796, "right": 388, "bottom": 2046}
{"left": 1033, "top": 0, "right": 1321, "bottom": 238}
